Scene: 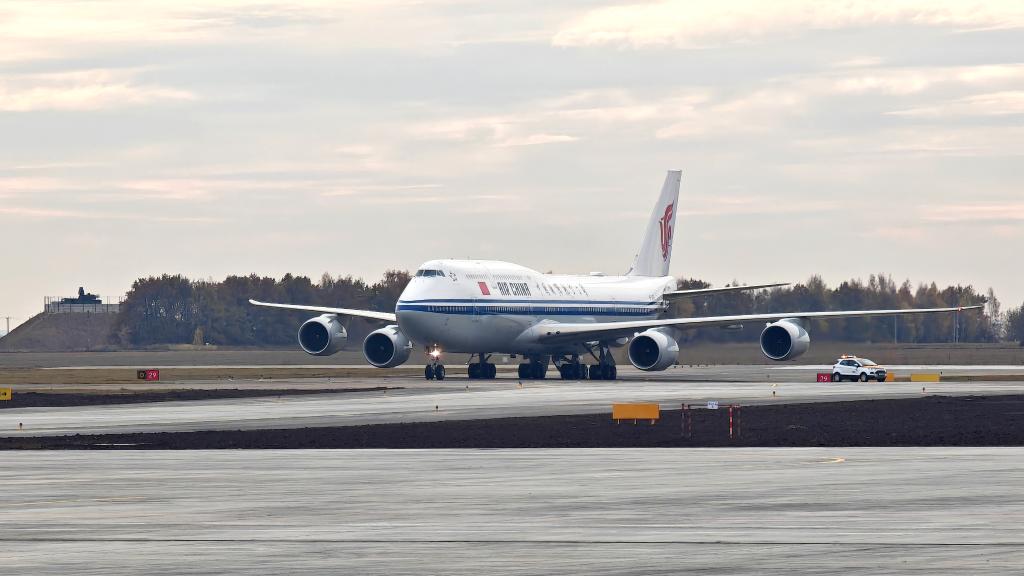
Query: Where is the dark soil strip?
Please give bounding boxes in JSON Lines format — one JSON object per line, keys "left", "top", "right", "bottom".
{"left": 4, "top": 395, "right": 1024, "bottom": 450}
{"left": 0, "top": 387, "right": 395, "bottom": 409}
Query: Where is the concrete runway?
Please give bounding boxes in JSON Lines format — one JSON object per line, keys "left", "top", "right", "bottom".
{"left": 4, "top": 366, "right": 1024, "bottom": 437}
{"left": 2, "top": 448, "right": 1022, "bottom": 574}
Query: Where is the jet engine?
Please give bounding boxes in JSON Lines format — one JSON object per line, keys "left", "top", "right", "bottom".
{"left": 760, "top": 319, "right": 810, "bottom": 361}
{"left": 298, "top": 314, "right": 348, "bottom": 356}
{"left": 362, "top": 325, "right": 413, "bottom": 368}
{"left": 627, "top": 329, "right": 679, "bottom": 371}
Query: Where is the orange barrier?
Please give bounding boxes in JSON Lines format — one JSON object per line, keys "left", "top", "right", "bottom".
{"left": 612, "top": 403, "right": 660, "bottom": 424}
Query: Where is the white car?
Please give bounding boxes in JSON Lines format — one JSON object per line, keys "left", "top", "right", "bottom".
{"left": 831, "top": 356, "right": 888, "bottom": 382}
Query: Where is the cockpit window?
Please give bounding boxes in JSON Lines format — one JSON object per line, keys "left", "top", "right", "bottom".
{"left": 416, "top": 269, "right": 444, "bottom": 277}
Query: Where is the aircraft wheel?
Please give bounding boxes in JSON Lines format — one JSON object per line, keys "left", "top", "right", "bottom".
{"left": 468, "top": 363, "right": 479, "bottom": 379}
{"left": 589, "top": 365, "right": 602, "bottom": 380}
{"left": 435, "top": 365, "right": 446, "bottom": 381}
{"left": 518, "top": 363, "right": 530, "bottom": 379}
{"left": 425, "top": 365, "right": 435, "bottom": 380}
{"left": 609, "top": 366, "right": 617, "bottom": 380}
{"left": 486, "top": 363, "right": 497, "bottom": 379}
{"left": 531, "top": 362, "right": 546, "bottom": 380}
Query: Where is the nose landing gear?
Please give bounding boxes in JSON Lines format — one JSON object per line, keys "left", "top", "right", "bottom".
{"left": 424, "top": 347, "right": 445, "bottom": 380}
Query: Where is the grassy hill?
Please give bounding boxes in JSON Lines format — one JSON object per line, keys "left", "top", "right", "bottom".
{"left": 0, "top": 313, "right": 118, "bottom": 352}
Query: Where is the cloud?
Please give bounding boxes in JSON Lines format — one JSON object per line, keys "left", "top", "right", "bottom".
{"left": 342, "top": 191, "right": 517, "bottom": 206}
{"left": 922, "top": 202, "right": 1024, "bottom": 222}
{"left": 321, "top": 184, "right": 443, "bottom": 198}
{"left": 0, "top": 205, "right": 220, "bottom": 223}
{"left": 876, "top": 126, "right": 1024, "bottom": 157}
{"left": 495, "top": 133, "right": 578, "bottom": 147}
{"left": 832, "top": 57, "right": 886, "bottom": 69}
{"left": 553, "top": 1, "right": 1024, "bottom": 48}
{"left": 0, "top": 1, "right": 341, "bottom": 62}
{"left": 0, "top": 161, "right": 107, "bottom": 171}
{"left": 409, "top": 114, "right": 578, "bottom": 148}
{"left": 0, "top": 69, "right": 195, "bottom": 112}
{"left": 680, "top": 196, "right": 841, "bottom": 217}
{"left": 0, "top": 176, "right": 85, "bottom": 194}
{"left": 398, "top": 61, "right": 1024, "bottom": 149}
{"left": 832, "top": 65, "right": 1024, "bottom": 96}
{"left": 889, "top": 90, "right": 1024, "bottom": 117}
{"left": 409, "top": 115, "right": 518, "bottom": 142}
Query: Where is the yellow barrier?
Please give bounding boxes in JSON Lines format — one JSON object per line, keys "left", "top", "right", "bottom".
{"left": 0, "top": 388, "right": 11, "bottom": 401}
{"left": 612, "top": 403, "right": 660, "bottom": 423}
{"left": 910, "top": 373, "right": 941, "bottom": 383}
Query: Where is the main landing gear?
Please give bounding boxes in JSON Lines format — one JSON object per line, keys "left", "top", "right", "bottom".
{"left": 424, "top": 348, "right": 445, "bottom": 380}
{"left": 468, "top": 353, "right": 498, "bottom": 380}
{"left": 557, "top": 345, "right": 618, "bottom": 381}
{"left": 517, "top": 356, "right": 549, "bottom": 380}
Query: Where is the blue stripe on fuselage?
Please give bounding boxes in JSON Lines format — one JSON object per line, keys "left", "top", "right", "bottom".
{"left": 396, "top": 303, "right": 659, "bottom": 316}
{"left": 399, "top": 298, "right": 659, "bottom": 305}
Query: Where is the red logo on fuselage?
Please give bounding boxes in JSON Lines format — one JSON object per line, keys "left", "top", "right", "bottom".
{"left": 659, "top": 203, "right": 674, "bottom": 261}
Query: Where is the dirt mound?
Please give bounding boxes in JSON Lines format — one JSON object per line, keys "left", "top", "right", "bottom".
{"left": 0, "top": 313, "right": 117, "bottom": 352}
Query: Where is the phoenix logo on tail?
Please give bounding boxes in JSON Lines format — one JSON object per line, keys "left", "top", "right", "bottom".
{"left": 659, "top": 203, "right": 674, "bottom": 261}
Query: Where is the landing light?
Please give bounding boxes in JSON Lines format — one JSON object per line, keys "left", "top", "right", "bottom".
{"left": 430, "top": 348, "right": 442, "bottom": 358}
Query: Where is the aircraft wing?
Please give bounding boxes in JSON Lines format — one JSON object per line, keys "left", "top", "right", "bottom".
{"left": 535, "top": 305, "right": 982, "bottom": 345}
{"left": 249, "top": 299, "right": 397, "bottom": 323}
{"left": 663, "top": 283, "right": 790, "bottom": 300}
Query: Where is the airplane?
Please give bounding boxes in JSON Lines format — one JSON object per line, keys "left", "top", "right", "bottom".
{"left": 251, "top": 170, "right": 980, "bottom": 381}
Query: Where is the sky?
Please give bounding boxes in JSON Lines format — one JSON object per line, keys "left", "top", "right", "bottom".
{"left": 1, "top": 0, "right": 1022, "bottom": 328}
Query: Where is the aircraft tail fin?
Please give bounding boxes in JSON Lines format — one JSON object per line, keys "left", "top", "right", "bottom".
{"left": 627, "top": 170, "right": 681, "bottom": 277}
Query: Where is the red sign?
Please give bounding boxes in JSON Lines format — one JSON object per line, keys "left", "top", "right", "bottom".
{"left": 478, "top": 282, "right": 490, "bottom": 296}
{"left": 816, "top": 372, "right": 832, "bottom": 383}
{"left": 145, "top": 370, "right": 160, "bottom": 381}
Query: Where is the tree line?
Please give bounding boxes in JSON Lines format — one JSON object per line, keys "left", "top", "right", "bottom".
{"left": 112, "top": 271, "right": 1024, "bottom": 347}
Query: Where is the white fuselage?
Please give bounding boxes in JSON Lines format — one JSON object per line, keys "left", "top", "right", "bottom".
{"left": 396, "top": 259, "right": 677, "bottom": 355}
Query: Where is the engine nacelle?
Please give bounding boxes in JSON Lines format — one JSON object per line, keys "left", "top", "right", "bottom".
{"left": 298, "top": 314, "right": 348, "bottom": 356}
{"left": 760, "top": 319, "right": 810, "bottom": 361}
{"left": 362, "top": 325, "right": 413, "bottom": 368}
{"left": 628, "top": 329, "right": 679, "bottom": 371}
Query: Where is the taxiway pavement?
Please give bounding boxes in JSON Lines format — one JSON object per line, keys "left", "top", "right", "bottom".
{"left": 3, "top": 366, "right": 1023, "bottom": 437}
{"left": 2, "top": 448, "right": 1021, "bottom": 574}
